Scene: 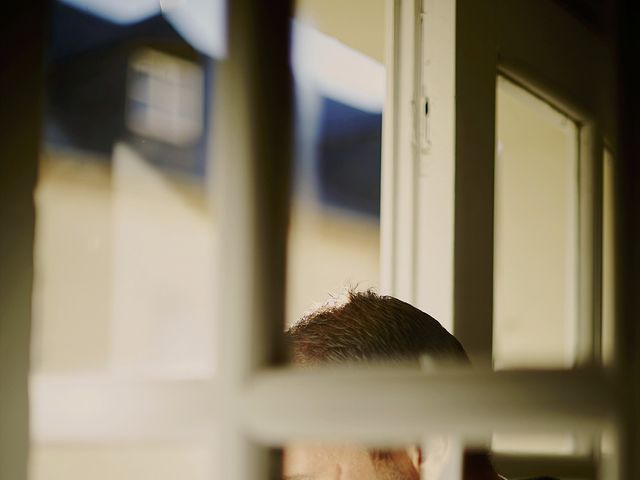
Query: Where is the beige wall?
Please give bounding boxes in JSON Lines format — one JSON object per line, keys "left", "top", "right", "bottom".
{"left": 295, "top": 0, "right": 386, "bottom": 62}
{"left": 32, "top": 154, "right": 114, "bottom": 373}
{"left": 31, "top": 445, "right": 213, "bottom": 480}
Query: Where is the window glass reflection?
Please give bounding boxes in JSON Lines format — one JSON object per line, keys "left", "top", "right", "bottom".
{"left": 32, "top": 2, "right": 385, "bottom": 479}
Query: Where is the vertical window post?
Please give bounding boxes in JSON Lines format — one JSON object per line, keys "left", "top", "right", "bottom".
{"left": 0, "top": 2, "right": 44, "bottom": 480}
{"left": 211, "top": 0, "right": 294, "bottom": 479}
{"left": 613, "top": 1, "right": 640, "bottom": 477}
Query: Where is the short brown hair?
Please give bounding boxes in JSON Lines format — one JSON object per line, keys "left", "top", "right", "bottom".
{"left": 286, "top": 290, "right": 469, "bottom": 365}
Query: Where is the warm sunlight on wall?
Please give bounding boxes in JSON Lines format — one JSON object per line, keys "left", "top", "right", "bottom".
{"left": 493, "top": 76, "right": 578, "bottom": 370}
{"left": 295, "top": 0, "right": 385, "bottom": 63}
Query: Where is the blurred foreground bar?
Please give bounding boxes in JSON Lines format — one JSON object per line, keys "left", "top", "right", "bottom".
{"left": 242, "top": 367, "right": 613, "bottom": 444}
{"left": 211, "top": 0, "right": 293, "bottom": 479}
{"left": 32, "top": 368, "right": 613, "bottom": 446}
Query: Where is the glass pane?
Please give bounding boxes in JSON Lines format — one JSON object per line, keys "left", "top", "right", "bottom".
{"left": 493, "top": 76, "right": 579, "bottom": 370}
{"left": 34, "top": 2, "right": 385, "bottom": 479}
{"left": 35, "top": 4, "right": 385, "bottom": 372}
{"left": 32, "top": 1, "right": 224, "bottom": 478}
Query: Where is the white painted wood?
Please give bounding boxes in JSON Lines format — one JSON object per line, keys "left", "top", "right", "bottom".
{"left": 455, "top": 0, "right": 614, "bottom": 475}
{"left": 577, "top": 122, "right": 604, "bottom": 366}
{"left": 380, "top": 0, "right": 422, "bottom": 303}
{"left": 31, "top": 367, "right": 614, "bottom": 446}
{"left": 379, "top": 0, "right": 400, "bottom": 295}
{"left": 453, "top": 0, "right": 612, "bottom": 365}
{"left": 381, "top": 0, "right": 457, "bottom": 333}
{"left": 241, "top": 367, "right": 612, "bottom": 445}
{"left": 414, "top": 0, "right": 456, "bottom": 331}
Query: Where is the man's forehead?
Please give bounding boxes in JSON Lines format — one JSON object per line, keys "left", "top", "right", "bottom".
{"left": 283, "top": 443, "right": 378, "bottom": 480}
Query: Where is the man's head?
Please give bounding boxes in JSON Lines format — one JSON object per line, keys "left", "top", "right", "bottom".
{"left": 283, "top": 290, "right": 498, "bottom": 480}
{"left": 287, "top": 290, "right": 468, "bottom": 365}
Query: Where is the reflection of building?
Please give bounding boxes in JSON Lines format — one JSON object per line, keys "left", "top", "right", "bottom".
{"left": 45, "top": 1, "right": 384, "bottom": 217}
{"left": 317, "top": 98, "right": 382, "bottom": 218}
{"left": 37, "top": 2, "right": 385, "bottom": 379}
{"left": 46, "top": 2, "right": 211, "bottom": 177}
{"left": 34, "top": 3, "right": 384, "bottom": 479}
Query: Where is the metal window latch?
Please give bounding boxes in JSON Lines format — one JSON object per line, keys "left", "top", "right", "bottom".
{"left": 421, "top": 96, "right": 432, "bottom": 155}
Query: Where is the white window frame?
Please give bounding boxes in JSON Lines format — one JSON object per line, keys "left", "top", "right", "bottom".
{"left": 383, "top": 0, "right": 613, "bottom": 366}
{"left": 382, "top": 0, "right": 626, "bottom": 479}
{"left": 12, "top": 3, "right": 638, "bottom": 480}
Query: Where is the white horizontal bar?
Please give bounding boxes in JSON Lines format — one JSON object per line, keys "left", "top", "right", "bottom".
{"left": 31, "top": 374, "right": 218, "bottom": 444}
{"left": 241, "top": 366, "right": 615, "bottom": 445}
{"left": 33, "top": 368, "right": 616, "bottom": 445}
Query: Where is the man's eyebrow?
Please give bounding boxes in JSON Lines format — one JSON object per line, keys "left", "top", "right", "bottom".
{"left": 283, "top": 476, "right": 316, "bottom": 480}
